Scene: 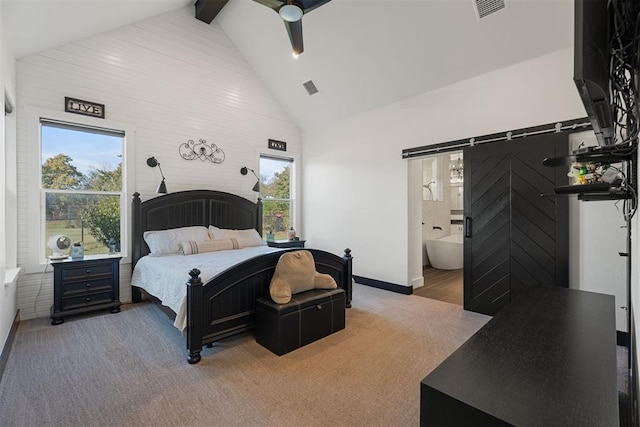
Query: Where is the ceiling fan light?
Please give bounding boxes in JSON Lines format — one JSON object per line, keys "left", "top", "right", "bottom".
{"left": 279, "top": 4, "right": 303, "bottom": 22}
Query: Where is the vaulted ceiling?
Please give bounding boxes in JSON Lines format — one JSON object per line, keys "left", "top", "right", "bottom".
{"left": 3, "top": 0, "right": 574, "bottom": 131}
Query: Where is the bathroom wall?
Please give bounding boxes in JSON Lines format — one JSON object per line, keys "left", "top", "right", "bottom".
{"left": 422, "top": 153, "right": 465, "bottom": 265}
{"left": 449, "top": 153, "right": 464, "bottom": 235}
{"left": 422, "top": 155, "right": 451, "bottom": 265}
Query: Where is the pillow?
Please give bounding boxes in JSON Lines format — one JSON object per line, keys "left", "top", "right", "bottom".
{"left": 208, "top": 226, "right": 265, "bottom": 248}
{"left": 143, "top": 226, "right": 211, "bottom": 256}
{"left": 269, "top": 250, "right": 337, "bottom": 304}
{"left": 179, "top": 238, "right": 241, "bottom": 255}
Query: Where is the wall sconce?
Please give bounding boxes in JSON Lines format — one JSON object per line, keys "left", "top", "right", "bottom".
{"left": 147, "top": 156, "right": 167, "bottom": 194}
{"left": 240, "top": 167, "right": 260, "bottom": 192}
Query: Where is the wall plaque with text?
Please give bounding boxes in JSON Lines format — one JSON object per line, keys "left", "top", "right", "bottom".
{"left": 65, "top": 97, "right": 105, "bottom": 119}
{"left": 268, "top": 139, "right": 287, "bottom": 151}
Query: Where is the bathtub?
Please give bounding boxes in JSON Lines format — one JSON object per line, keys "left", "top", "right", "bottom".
{"left": 426, "top": 234, "right": 464, "bottom": 270}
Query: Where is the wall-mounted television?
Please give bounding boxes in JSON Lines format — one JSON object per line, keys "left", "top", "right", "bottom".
{"left": 573, "top": 0, "right": 615, "bottom": 146}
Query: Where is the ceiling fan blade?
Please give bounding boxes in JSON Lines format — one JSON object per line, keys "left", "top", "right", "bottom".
{"left": 283, "top": 19, "right": 303, "bottom": 54}
{"left": 300, "top": 0, "right": 332, "bottom": 14}
{"left": 252, "top": 0, "right": 284, "bottom": 13}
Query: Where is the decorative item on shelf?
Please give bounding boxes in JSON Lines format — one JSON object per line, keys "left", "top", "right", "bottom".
{"left": 147, "top": 156, "right": 167, "bottom": 194}
{"left": 287, "top": 226, "right": 296, "bottom": 241}
{"left": 108, "top": 238, "right": 117, "bottom": 254}
{"left": 267, "top": 230, "right": 274, "bottom": 242}
{"left": 240, "top": 166, "right": 260, "bottom": 192}
{"left": 179, "top": 139, "right": 225, "bottom": 164}
{"left": 48, "top": 235, "right": 71, "bottom": 260}
{"left": 568, "top": 161, "right": 622, "bottom": 185}
{"left": 71, "top": 242, "right": 84, "bottom": 260}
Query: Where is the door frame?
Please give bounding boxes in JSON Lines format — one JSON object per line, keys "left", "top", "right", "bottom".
{"left": 405, "top": 118, "right": 590, "bottom": 295}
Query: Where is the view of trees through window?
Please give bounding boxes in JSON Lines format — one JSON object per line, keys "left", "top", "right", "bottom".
{"left": 41, "top": 122, "right": 123, "bottom": 258}
{"left": 260, "top": 156, "right": 293, "bottom": 240}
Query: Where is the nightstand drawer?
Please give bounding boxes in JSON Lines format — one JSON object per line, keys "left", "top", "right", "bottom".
{"left": 60, "top": 263, "right": 113, "bottom": 281}
{"left": 62, "top": 278, "right": 113, "bottom": 296}
{"left": 62, "top": 291, "right": 114, "bottom": 310}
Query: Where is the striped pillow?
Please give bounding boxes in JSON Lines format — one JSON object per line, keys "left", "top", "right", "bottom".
{"left": 179, "top": 238, "right": 241, "bottom": 255}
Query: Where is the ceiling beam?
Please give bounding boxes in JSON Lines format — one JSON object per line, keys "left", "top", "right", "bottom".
{"left": 195, "top": 0, "right": 230, "bottom": 24}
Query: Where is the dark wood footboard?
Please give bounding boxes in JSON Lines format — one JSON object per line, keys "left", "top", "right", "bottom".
{"left": 185, "top": 248, "right": 352, "bottom": 364}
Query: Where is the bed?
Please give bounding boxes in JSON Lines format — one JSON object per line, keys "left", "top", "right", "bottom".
{"left": 131, "top": 190, "right": 353, "bottom": 364}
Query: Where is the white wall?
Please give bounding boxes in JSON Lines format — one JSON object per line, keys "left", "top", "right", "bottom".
{"left": 14, "top": 6, "right": 301, "bottom": 320}
{"left": 1, "top": 0, "right": 19, "bottom": 352}
{"left": 567, "top": 131, "right": 628, "bottom": 332}
{"left": 303, "top": 47, "right": 587, "bottom": 287}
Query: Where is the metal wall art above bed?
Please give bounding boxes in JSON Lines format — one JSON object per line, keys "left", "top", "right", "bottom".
{"left": 131, "top": 190, "right": 352, "bottom": 364}
{"left": 178, "top": 138, "right": 225, "bottom": 164}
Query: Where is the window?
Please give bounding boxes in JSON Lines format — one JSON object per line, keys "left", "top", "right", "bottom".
{"left": 259, "top": 155, "right": 294, "bottom": 240}
{"left": 26, "top": 107, "right": 134, "bottom": 270}
{"left": 40, "top": 121, "right": 123, "bottom": 258}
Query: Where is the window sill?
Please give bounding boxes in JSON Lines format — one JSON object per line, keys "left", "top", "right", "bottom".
{"left": 4, "top": 267, "right": 21, "bottom": 288}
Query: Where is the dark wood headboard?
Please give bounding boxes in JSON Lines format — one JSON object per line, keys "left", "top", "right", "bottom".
{"left": 131, "top": 190, "right": 262, "bottom": 267}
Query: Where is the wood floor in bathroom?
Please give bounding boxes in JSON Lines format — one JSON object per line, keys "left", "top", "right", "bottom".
{"left": 414, "top": 266, "right": 463, "bottom": 306}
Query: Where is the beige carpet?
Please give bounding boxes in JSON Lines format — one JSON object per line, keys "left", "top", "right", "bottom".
{"left": 0, "top": 284, "right": 489, "bottom": 426}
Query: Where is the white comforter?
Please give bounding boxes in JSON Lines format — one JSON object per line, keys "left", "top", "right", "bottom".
{"left": 131, "top": 245, "right": 283, "bottom": 331}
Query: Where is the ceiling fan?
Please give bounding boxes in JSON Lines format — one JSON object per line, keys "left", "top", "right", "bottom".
{"left": 252, "top": 0, "right": 332, "bottom": 55}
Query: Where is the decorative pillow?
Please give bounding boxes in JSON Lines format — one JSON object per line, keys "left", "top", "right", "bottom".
{"left": 269, "top": 250, "right": 337, "bottom": 304}
{"left": 143, "top": 226, "right": 211, "bottom": 256}
{"left": 208, "top": 226, "right": 265, "bottom": 247}
{"left": 179, "top": 238, "right": 241, "bottom": 255}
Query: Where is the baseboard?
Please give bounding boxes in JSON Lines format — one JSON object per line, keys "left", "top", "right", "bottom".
{"left": 618, "top": 330, "right": 630, "bottom": 347}
{"left": 0, "top": 310, "right": 20, "bottom": 384}
{"left": 353, "top": 275, "right": 412, "bottom": 295}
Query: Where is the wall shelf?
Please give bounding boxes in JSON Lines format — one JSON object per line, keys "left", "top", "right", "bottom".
{"left": 542, "top": 146, "right": 633, "bottom": 168}
{"left": 543, "top": 144, "right": 635, "bottom": 201}
{"left": 552, "top": 183, "right": 631, "bottom": 200}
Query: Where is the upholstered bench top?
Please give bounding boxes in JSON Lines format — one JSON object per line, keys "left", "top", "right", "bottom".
{"left": 257, "top": 288, "right": 345, "bottom": 316}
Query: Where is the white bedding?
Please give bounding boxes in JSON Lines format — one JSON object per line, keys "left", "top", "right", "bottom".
{"left": 131, "top": 245, "right": 283, "bottom": 331}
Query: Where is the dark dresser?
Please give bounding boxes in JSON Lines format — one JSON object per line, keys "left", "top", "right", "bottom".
{"left": 420, "top": 285, "right": 619, "bottom": 426}
{"left": 50, "top": 255, "right": 122, "bottom": 325}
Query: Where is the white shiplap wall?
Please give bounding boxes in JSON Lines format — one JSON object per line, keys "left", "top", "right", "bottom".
{"left": 15, "top": 6, "right": 301, "bottom": 320}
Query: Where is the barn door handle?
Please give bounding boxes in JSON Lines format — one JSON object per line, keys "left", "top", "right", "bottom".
{"left": 465, "top": 217, "right": 472, "bottom": 238}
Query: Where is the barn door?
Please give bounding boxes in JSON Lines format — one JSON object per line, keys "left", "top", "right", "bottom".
{"left": 463, "top": 132, "right": 569, "bottom": 315}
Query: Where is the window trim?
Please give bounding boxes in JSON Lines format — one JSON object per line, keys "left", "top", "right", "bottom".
{"left": 26, "top": 107, "right": 135, "bottom": 273}
{"left": 256, "top": 151, "right": 300, "bottom": 238}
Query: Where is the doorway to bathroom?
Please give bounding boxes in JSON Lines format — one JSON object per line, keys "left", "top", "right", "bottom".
{"left": 413, "top": 152, "right": 464, "bottom": 306}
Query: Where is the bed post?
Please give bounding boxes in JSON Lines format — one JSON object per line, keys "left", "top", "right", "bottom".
{"left": 343, "top": 248, "right": 353, "bottom": 308}
{"left": 131, "top": 192, "right": 142, "bottom": 303}
{"left": 186, "top": 268, "right": 203, "bottom": 364}
{"left": 256, "top": 197, "right": 263, "bottom": 234}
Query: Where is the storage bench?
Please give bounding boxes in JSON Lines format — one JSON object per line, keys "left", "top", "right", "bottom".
{"left": 256, "top": 288, "right": 346, "bottom": 356}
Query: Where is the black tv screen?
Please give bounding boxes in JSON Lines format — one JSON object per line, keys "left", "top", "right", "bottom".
{"left": 574, "top": 0, "right": 615, "bottom": 146}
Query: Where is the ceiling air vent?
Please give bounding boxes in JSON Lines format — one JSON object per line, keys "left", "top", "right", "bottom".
{"left": 473, "top": 0, "right": 506, "bottom": 20}
{"left": 303, "top": 80, "right": 319, "bottom": 96}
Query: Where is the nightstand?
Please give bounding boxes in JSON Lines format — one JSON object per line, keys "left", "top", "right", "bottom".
{"left": 50, "top": 255, "right": 122, "bottom": 325}
{"left": 267, "top": 239, "right": 306, "bottom": 248}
